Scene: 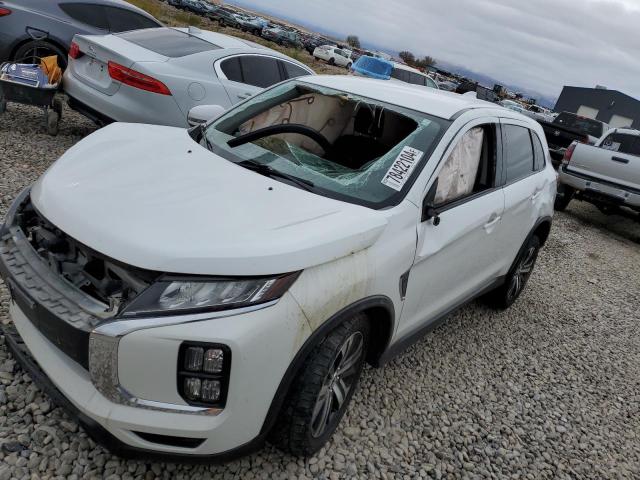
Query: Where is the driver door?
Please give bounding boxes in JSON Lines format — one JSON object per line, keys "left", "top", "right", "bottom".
{"left": 397, "top": 119, "right": 507, "bottom": 339}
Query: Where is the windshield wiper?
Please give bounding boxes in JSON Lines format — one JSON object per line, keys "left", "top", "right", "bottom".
{"left": 237, "top": 160, "right": 315, "bottom": 192}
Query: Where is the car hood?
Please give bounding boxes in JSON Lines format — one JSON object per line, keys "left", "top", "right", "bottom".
{"left": 31, "top": 123, "right": 387, "bottom": 276}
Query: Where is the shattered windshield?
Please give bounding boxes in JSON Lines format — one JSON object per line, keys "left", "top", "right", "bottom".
{"left": 202, "top": 80, "right": 450, "bottom": 208}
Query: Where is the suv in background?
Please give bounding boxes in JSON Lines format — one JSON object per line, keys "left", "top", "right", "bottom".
{"left": 235, "top": 15, "right": 268, "bottom": 36}
{"left": 1, "top": 76, "right": 555, "bottom": 460}
{"left": 303, "top": 35, "right": 331, "bottom": 55}
{"left": 390, "top": 62, "right": 439, "bottom": 89}
{"left": 313, "top": 45, "right": 352, "bottom": 67}
{"left": 262, "top": 27, "right": 303, "bottom": 48}
{"left": 0, "top": 0, "right": 161, "bottom": 69}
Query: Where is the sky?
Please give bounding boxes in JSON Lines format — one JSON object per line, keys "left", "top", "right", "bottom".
{"left": 229, "top": 0, "right": 640, "bottom": 104}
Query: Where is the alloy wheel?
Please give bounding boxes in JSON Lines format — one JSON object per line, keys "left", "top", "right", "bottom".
{"left": 310, "top": 331, "right": 364, "bottom": 438}
{"left": 507, "top": 246, "right": 537, "bottom": 301}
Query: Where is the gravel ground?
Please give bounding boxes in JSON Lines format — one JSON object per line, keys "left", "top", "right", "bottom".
{"left": 0, "top": 102, "right": 639, "bottom": 479}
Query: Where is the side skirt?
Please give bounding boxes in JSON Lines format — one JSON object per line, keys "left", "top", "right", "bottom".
{"left": 377, "top": 276, "right": 505, "bottom": 365}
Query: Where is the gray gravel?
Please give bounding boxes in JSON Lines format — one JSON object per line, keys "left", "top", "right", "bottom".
{"left": 1, "top": 100, "right": 639, "bottom": 479}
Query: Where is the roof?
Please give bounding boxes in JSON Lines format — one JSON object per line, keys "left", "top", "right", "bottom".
{"left": 559, "top": 86, "right": 640, "bottom": 104}
{"left": 300, "top": 75, "right": 494, "bottom": 119}
{"left": 173, "top": 28, "right": 270, "bottom": 50}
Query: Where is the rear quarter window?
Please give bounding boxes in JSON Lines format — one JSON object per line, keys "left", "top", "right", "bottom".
{"left": 282, "top": 61, "right": 310, "bottom": 80}
{"left": 239, "top": 56, "right": 282, "bottom": 88}
{"left": 104, "top": 6, "right": 160, "bottom": 32}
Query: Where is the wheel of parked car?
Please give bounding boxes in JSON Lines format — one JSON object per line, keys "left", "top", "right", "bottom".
{"left": 484, "top": 235, "right": 541, "bottom": 310}
{"left": 346, "top": 62, "right": 352, "bottom": 70}
{"left": 52, "top": 97, "right": 63, "bottom": 121}
{"left": 328, "top": 57, "right": 335, "bottom": 65}
{"left": 554, "top": 185, "right": 574, "bottom": 212}
{"left": 0, "top": 94, "right": 6, "bottom": 114}
{"left": 219, "top": 19, "right": 225, "bottom": 27}
{"left": 14, "top": 40, "right": 68, "bottom": 70}
{"left": 270, "top": 314, "right": 370, "bottom": 456}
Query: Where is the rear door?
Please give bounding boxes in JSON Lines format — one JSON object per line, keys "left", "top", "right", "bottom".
{"left": 499, "top": 120, "right": 549, "bottom": 265}
{"left": 569, "top": 132, "right": 640, "bottom": 188}
{"left": 215, "top": 54, "right": 283, "bottom": 104}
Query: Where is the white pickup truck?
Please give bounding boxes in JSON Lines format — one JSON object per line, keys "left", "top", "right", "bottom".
{"left": 555, "top": 128, "right": 640, "bottom": 215}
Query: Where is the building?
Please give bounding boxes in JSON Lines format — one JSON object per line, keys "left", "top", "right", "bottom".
{"left": 554, "top": 86, "right": 640, "bottom": 129}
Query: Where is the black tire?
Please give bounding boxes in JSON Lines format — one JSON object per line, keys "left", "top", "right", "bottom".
{"left": 554, "top": 185, "right": 574, "bottom": 212}
{"left": 0, "top": 93, "right": 6, "bottom": 114}
{"left": 46, "top": 110, "right": 59, "bottom": 136}
{"left": 328, "top": 57, "right": 335, "bottom": 65}
{"left": 483, "top": 235, "right": 541, "bottom": 310}
{"left": 346, "top": 62, "right": 352, "bottom": 70}
{"left": 218, "top": 19, "right": 225, "bottom": 28}
{"left": 14, "top": 40, "right": 67, "bottom": 70}
{"left": 270, "top": 314, "right": 370, "bottom": 456}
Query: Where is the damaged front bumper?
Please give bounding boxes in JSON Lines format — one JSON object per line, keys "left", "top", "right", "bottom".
{"left": 0, "top": 189, "right": 312, "bottom": 457}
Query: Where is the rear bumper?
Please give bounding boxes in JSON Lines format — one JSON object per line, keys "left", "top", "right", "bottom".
{"left": 558, "top": 166, "right": 640, "bottom": 208}
{"left": 62, "top": 68, "right": 187, "bottom": 127}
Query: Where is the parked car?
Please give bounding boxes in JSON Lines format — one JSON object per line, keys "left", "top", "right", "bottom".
{"left": 178, "top": 0, "right": 209, "bottom": 15}
{"left": 390, "top": 62, "right": 439, "bottom": 89}
{"left": 527, "top": 104, "right": 555, "bottom": 123}
{"left": 63, "top": 27, "right": 314, "bottom": 127}
{"left": 302, "top": 35, "right": 331, "bottom": 55}
{"left": 438, "top": 80, "right": 458, "bottom": 92}
{"left": 555, "top": 128, "right": 640, "bottom": 214}
{"left": 235, "top": 14, "right": 268, "bottom": 36}
{"left": 539, "top": 112, "right": 610, "bottom": 165}
{"left": 0, "top": 0, "right": 161, "bottom": 69}
{"left": 313, "top": 45, "right": 352, "bottom": 68}
{"left": 262, "top": 27, "right": 303, "bottom": 48}
{"left": 211, "top": 8, "right": 242, "bottom": 28}
{"left": 1, "top": 75, "right": 555, "bottom": 460}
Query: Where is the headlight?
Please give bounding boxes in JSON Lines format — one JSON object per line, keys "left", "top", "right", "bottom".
{"left": 120, "top": 272, "right": 300, "bottom": 318}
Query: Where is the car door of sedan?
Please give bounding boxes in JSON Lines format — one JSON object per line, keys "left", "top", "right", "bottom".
{"left": 397, "top": 118, "right": 507, "bottom": 340}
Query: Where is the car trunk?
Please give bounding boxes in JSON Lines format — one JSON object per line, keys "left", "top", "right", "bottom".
{"left": 69, "top": 34, "right": 168, "bottom": 96}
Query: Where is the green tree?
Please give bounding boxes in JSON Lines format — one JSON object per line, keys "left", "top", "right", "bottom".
{"left": 346, "top": 35, "right": 361, "bottom": 49}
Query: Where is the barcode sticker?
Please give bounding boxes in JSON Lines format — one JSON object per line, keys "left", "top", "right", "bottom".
{"left": 381, "top": 146, "right": 424, "bottom": 191}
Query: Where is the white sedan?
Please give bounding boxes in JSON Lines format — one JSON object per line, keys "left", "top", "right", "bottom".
{"left": 313, "top": 45, "right": 352, "bottom": 68}
{"left": 63, "top": 27, "right": 314, "bottom": 127}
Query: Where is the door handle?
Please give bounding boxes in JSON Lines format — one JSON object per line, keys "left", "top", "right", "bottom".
{"left": 484, "top": 213, "right": 501, "bottom": 229}
{"left": 611, "top": 156, "right": 629, "bottom": 164}
{"left": 237, "top": 92, "right": 252, "bottom": 100}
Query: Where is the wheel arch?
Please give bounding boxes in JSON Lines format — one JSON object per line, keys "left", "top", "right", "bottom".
{"left": 11, "top": 36, "right": 69, "bottom": 63}
{"left": 259, "top": 295, "right": 395, "bottom": 435}
{"left": 531, "top": 216, "right": 552, "bottom": 246}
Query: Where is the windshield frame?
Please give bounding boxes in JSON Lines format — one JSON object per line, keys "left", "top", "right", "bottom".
{"left": 201, "top": 80, "right": 452, "bottom": 210}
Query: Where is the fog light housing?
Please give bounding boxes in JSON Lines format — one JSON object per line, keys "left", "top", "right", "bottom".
{"left": 178, "top": 342, "right": 230, "bottom": 407}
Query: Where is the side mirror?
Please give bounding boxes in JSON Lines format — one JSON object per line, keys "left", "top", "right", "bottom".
{"left": 187, "top": 104, "right": 226, "bottom": 127}
{"left": 421, "top": 178, "right": 441, "bottom": 225}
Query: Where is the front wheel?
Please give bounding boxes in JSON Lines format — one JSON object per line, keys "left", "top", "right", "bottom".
{"left": 270, "top": 314, "right": 369, "bottom": 456}
{"left": 483, "top": 235, "right": 541, "bottom": 310}
{"left": 328, "top": 57, "right": 336, "bottom": 65}
{"left": 346, "top": 62, "right": 352, "bottom": 70}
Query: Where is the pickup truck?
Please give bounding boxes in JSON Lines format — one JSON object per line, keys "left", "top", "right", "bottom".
{"left": 539, "top": 112, "right": 609, "bottom": 166}
{"left": 555, "top": 128, "right": 640, "bottom": 215}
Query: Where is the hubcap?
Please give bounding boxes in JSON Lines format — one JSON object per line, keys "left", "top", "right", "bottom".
{"left": 310, "top": 332, "right": 364, "bottom": 438}
{"left": 507, "top": 246, "right": 536, "bottom": 300}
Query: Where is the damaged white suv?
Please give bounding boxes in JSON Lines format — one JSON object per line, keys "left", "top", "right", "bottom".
{"left": 0, "top": 76, "right": 556, "bottom": 460}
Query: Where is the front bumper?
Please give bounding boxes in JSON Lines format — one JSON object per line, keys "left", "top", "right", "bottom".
{"left": 0, "top": 194, "right": 312, "bottom": 458}
{"left": 558, "top": 166, "right": 640, "bottom": 208}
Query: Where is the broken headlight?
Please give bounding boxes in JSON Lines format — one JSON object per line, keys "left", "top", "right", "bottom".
{"left": 120, "top": 273, "right": 300, "bottom": 318}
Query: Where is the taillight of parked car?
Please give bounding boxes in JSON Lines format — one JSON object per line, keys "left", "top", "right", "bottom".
{"left": 107, "top": 61, "right": 171, "bottom": 95}
{"left": 0, "top": 7, "right": 11, "bottom": 16}
{"left": 68, "top": 42, "right": 82, "bottom": 60}
{"left": 562, "top": 142, "right": 577, "bottom": 166}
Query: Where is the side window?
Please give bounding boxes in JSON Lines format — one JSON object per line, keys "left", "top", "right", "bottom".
{"left": 239, "top": 56, "right": 283, "bottom": 88}
{"left": 281, "top": 61, "right": 310, "bottom": 80}
{"left": 503, "top": 125, "right": 535, "bottom": 183}
{"left": 532, "top": 133, "right": 546, "bottom": 171}
{"left": 426, "top": 77, "right": 437, "bottom": 89}
{"left": 434, "top": 125, "right": 497, "bottom": 205}
{"left": 601, "top": 133, "right": 640, "bottom": 156}
{"left": 59, "top": 3, "right": 108, "bottom": 30}
{"left": 220, "top": 57, "right": 243, "bottom": 82}
{"left": 104, "top": 7, "right": 160, "bottom": 32}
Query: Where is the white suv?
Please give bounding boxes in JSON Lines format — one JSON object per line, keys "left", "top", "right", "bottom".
{"left": 0, "top": 76, "right": 556, "bottom": 460}
{"left": 313, "top": 45, "right": 352, "bottom": 68}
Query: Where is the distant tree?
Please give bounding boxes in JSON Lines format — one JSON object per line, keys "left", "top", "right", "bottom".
{"left": 415, "top": 56, "right": 436, "bottom": 69}
{"left": 346, "top": 35, "right": 361, "bottom": 49}
{"left": 399, "top": 51, "right": 416, "bottom": 65}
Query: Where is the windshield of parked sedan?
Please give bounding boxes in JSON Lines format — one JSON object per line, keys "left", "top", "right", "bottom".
{"left": 202, "top": 81, "right": 449, "bottom": 208}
